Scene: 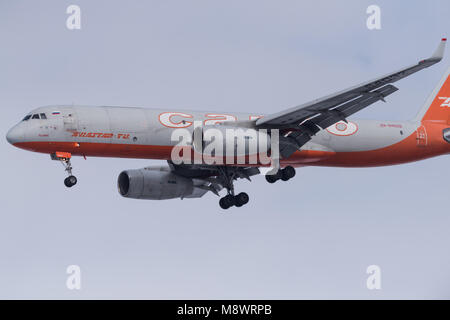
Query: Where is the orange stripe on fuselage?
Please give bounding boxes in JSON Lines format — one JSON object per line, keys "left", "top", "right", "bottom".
{"left": 12, "top": 122, "right": 450, "bottom": 167}
{"left": 14, "top": 141, "right": 173, "bottom": 160}
{"left": 313, "top": 122, "right": 450, "bottom": 167}
{"left": 12, "top": 141, "right": 334, "bottom": 166}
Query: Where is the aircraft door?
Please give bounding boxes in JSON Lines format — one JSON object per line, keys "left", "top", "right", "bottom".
{"left": 62, "top": 109, "right": 77, "bottom": 132}
{"left": 416, "top": 125, "right": 428, "bottom": 147}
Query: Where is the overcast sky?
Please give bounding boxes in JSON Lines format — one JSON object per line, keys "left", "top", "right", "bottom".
{"left": 0, "top": 0, "right": 449, "bottom": 299}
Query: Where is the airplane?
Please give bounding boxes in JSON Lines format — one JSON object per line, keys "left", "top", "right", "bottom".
{"left": 6, "top": 38, "right": 450, "bottom": 209}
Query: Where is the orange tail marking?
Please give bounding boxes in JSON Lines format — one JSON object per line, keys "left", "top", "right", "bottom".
{"left": 422, "top": 71, "right": 450, "bottom": 123}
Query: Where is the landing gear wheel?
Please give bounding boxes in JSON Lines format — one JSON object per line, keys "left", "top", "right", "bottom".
{"left": 266, "top": 170, "right": 282, "bottom": 183}
{"left": 234, "top": 192, "right": 249, "bottom": 207}
{"left": 219, "top": 194, "right": 235, "bottom": 209}
{"left": 281, "top": 166, "right": 296, "bottom": 181}
{"left": 216, "top": 167, "right": 250, "bottom": 210}
{"left": 219, "top": 197, "right": 229, "bottom": 209}
{"left": 224, "top": 194, "right": 235, "bottom": 207}
{"left": 265, "top": 174, "right": 278, "bottom": 183}
{"left": 64, "top": 175, "right": 77, "bottom": 188}
{"left": 266, "top": 166, "right": 296, "bottom": 183}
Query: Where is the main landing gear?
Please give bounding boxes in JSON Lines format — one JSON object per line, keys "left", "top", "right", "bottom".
{"left": 51, "top": 152, "right": 77, "bottom": 188}
{"left": 217, "top": 167, "right": 250, "bottom": 210}
{"left": 219, "top": 192, "right": 249, "bottom": 210}
{"left": 265, "top": 166, "right": 296, "bottom": 184}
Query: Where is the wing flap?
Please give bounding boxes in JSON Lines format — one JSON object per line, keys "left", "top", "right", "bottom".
{"left": 278, "top": 84, "right": 398, "bottom": 158}
{"left": 311, "top": 84, "right": 398, "bottom": 130}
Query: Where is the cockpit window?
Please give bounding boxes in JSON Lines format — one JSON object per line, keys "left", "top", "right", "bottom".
{"left": 22, "top": 113, "right": 48, "bottom": 121}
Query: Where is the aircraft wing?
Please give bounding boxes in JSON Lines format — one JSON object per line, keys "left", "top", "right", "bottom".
{"left": 168, "top": 161, "right": 260, "bottom": 196}
{"left": 256, "top": 38, "right": 447, "bottom": 158}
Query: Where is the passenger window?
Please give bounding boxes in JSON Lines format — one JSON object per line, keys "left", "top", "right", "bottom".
{"left": 40, "top": 113, "right": 47, "bottom": 119}
{"left": 22, "top": 115, "right": 31, "bottom": 121}
{"left": 32, "top": 114, "right": 40, "bottom": 119}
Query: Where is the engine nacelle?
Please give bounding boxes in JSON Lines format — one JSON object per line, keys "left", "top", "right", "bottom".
{"left": 117, "top": 166, "right": 207, "bottom": 200}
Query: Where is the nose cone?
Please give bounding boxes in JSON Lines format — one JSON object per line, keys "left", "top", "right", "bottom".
{"left": 6, "top": 125, "right": 24, "bottom": 145}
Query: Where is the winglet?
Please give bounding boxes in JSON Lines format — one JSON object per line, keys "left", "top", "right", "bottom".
{"left": 428, "top": 38, "right": 447, "bottom": 62}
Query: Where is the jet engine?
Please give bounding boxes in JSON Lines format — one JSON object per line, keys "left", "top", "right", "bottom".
{"left": 117, "top": 166, "right": 208, "bottom": 200}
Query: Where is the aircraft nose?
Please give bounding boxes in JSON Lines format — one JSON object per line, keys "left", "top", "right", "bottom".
{"left": 6, "top": 125, "right": 24, "bottom": 145}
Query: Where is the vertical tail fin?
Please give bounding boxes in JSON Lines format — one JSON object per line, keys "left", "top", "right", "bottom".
{"left": 415, "top": 66, "right": 450, "bottom": 123}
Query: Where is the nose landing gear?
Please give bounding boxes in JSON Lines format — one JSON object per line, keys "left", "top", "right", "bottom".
{"left": 64, "top": 175, "right": 77, "bottom": 188}
{"left": 51, "top": 152, "right": 78, "bottom": 188}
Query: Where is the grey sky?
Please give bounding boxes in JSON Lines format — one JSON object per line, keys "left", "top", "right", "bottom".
{"left": 0, "top": 0, "right": 449, "bottom": 299}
